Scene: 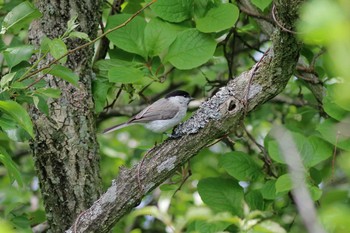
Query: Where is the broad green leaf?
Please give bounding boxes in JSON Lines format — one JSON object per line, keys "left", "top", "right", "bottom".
{"left": 267, "top": 140, "right": 285, "bottom": 164}
{"left": 48, "top": 39, "right": 68, "bottom": 64}
{"left": 307, "top": 136, "right": 332, "bottom": 167}
{"left": 219, "top": 152, "right": 262, "bottom": 181}
{"left": 251, "top": 0, "right": 273, "bottom": 11}
{"left": 260, "top": 180, "right": 279, "bottom": 200}
{"left": 252, "top": 220, "right": 287, "bottom": 233}
{"left": 0, "top": 100, "right": 34, "bottom": 138}
{"left": 323, "top": 84, "right": 349, "bottom": 120}
{"left": 195, "top": 220, "right": 231, "bottom": 233}
{"left": 196, "top": 3, "right": 239, "bottom": 33}
{"left": 151, "top": 0, "right": 192, "bottom": 23}
{"left": 108, "top": 66, "right": 144, "bottom": 84}
{"left": 164, "top": 29, "right": 216, "bottom": 70}
{"left": 0, "top": 116, "right": 31, "bottom": 142}
{"left": 3, "top": 45, "right": 34, "bottom": 69}
{"left": 47, "top": 64, "right": 79, "bottom": 86}
{"left": 309, "top": 185, "right": 322, "bottom": 201}
{"left": 197, "top": 178, "right": 243, "bottom": 215}
{"left": 323, "top": 94, "right": 348, "bottom": 121}
{"left": 33, "top": 95, "right": 49, "bottom": 115}
{"left": 0, "top": 1, "right": 42, "bottom": 34}
{"left": 93, "top": 59, "right": 134, "bottom": 78}
{"left": 317, "top": 118, "right": 350, "bottom": 151}
{"left": 0, "top": 72, "right": 16, "bottom": 88}
{"left": 35, "top": 88, "right": 61, "bottom": 98}
{"left": 106, "top": 14, "right": 147, "bottom": 58}
{"left": 144, "top": 18, "right": 181, "bottom": 57}
{"left": 40, "top": 37, "right": 51, "bottom": 53}
{"left": 0, "top": 150, "right": 23, "bottom": 187}
{"left": 92, "top": 78, "right": 112, "bottom": 113}
{"left": 245, "top": 190, "right": 264, "bottom": 210}
{"left": 275, "top": 174, "right": 293, "bottom": 194}
{"left": 268, "top": 131, "right": 332, "bottom": 167}
{"left": 193, "top": 0, "right": 212, "bottom": 18}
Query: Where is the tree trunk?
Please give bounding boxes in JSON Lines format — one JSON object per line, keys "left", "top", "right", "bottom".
{"left": 28, "top": 1, "right": 102, "bottom": 232}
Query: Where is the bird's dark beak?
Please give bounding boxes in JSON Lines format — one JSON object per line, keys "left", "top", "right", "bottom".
{"left": 190, "top": 97, "right": 195, "bottom": 101}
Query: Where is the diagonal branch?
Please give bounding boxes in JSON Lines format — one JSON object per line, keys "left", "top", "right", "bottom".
{"left": 66, "top": 1, "right": 303, "bottom": 232}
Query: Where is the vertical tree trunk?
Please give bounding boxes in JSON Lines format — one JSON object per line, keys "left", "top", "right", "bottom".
{"left": 28, "top": 1, "right": 102, "bottom": 232}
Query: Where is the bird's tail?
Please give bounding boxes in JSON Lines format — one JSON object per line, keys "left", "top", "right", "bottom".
{"left": 103, "top": 122, "right": 129, "bottom": 134}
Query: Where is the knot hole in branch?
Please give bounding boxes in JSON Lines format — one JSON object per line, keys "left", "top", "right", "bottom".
{"left": 228, "top": 99, "right": 236, "bottom": 112}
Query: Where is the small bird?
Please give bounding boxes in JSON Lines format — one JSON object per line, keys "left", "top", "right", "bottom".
{"left": 103, "top": 90, "right": 192, "bottom": 134}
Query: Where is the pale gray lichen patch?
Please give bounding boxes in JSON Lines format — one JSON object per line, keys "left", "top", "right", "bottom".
{"left": 174, "top": 87, "right": 231, "bottom": 136}
{"left": 104, "top": 185, "right": 118, "bottom": 203}
{"left": 248, "top": 84, "right": 262, "bottom": 99}
{"left": 157, "top": 156, "right": 177, "bottom": 173}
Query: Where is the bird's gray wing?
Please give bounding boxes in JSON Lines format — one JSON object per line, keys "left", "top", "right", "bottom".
{"left": 129, "top": 98, "right": 179, "bottom": 123}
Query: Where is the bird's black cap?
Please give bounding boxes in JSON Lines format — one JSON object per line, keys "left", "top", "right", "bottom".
{"left": 165, "top": 90, "right": 191, "bottom": 99}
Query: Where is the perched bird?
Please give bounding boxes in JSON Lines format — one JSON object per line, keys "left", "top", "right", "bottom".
{"left": 103, "top": 90, "right": 192, "bottom": 134}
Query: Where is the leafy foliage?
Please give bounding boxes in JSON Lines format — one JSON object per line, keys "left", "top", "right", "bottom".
{"left": 0, "top": 0, "right": 350, "bottom": 232}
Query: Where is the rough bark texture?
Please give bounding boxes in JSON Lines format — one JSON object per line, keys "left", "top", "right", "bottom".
{"left": 28, "top": 1, "right": 102, "bottom": 232}
{"left": 66, "top": 1, "right": 303, "bottom": 232}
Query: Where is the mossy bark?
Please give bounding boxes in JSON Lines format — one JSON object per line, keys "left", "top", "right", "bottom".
{"left": 28, "top": 1, "right": 103, "bottom": 232}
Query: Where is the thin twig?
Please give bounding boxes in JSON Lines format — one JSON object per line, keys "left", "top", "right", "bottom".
{"left": 272, "top": 4, "right": 300, "bottom": 35}
{"left": 239, "top": 6, "right": 274, "bottom": 24}
{"left": 243, "top": 48, "right": 270, "bottom": 116}
{"left": 172, "top": 161, "right": 192, "bottom": 197}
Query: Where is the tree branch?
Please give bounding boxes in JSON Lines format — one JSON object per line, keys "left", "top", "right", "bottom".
{"left": 66, "top": 1, "right": 303, "bottom": 232}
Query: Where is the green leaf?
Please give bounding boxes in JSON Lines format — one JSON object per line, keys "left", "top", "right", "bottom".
{"left": 267, "top": 131, "right": 332, "bottom": 167}
{"left": 306, "top": 136, "right": 332, "bottom": 167}
{"left": 0, "top": 115, "right": 31, "bottom": 142}
{"left": 40, "top": 37, "right": 51, "bottom": 53}
{"left": 267, "top": 140, "right": 285, "bottom": 164}
{"left": 196, "top": 3, "right": 239, "bottom": 33}
{"left": 106, "top": 14, "right": 147, "bottom": 58}
{"left": 219, "top": 152, "right": 262, "bottom": 181}
{"left": 151, "top": 0, "right": 193, "bottom": 23}
{"left": 68, "top": 31, "right": 91, "bottom": 41}
{"left": 164, "top": 29, "right": 216, "bottom": 70}
{"left": 0, "top": 149, "right": 23, "bottom": 187}
{"left": 309, "top": 185, "right": 322, "bottom": 201}
{"left": 35, "top": 88, "right": 61, "bottom": 98}
{"left": 195, "top": 220, "right": 232, "bottom": 233}
{"left": 251, "top": 0, "right": 273, "bottom": 11}
{"left": 245, "top": 190, "right": 264, "bottom": 210}
{"left": 66, "top": 15, "right": 78, "bottom": 34}
{"left": 3, "top": 45, "right": 34, "bottom": 69}
{"left": 0, "top": 72, "right": 16, "bottom": 89}
{"left": 144, "top": 18, "right": 181, "bottom": 57}
{"left": 0, "top": 100, "right": 34, "bottom": 138}
{"left": 32, "top": 95, "right": 49, "bottom": 116}
{"left": 0, "top": 1, "right": 42, "bottom": 34}
{"left": 108, "top": 66, "right": 144, "bottom": 84}
{"left": 48, "top": 39, "right": 68, "bottom": 64}
{"left": 317, "top": 118, "right": 350, "bottom": 151}
{"left": 93, "top": 59, "right": 135, "bottom": 78}
{"left": 275, "top": 174, "right": 293, "bottom": 194}
{"left": 197, "top": 178, "right": 243, "bottom": 215}
{"left": 261, "top": 180, "right": 280, "bottom": 200}
{"left": 47, "top": 64, "right": 79, "bottom": 86}
{"left": 323, "top": 84, "right": 349, "bottom": 120}
{"left": 92, "top": 78, "right": 112, "bottom": 113}
{"left": 252, "top": 220, "right": 287, "bottom": 233}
